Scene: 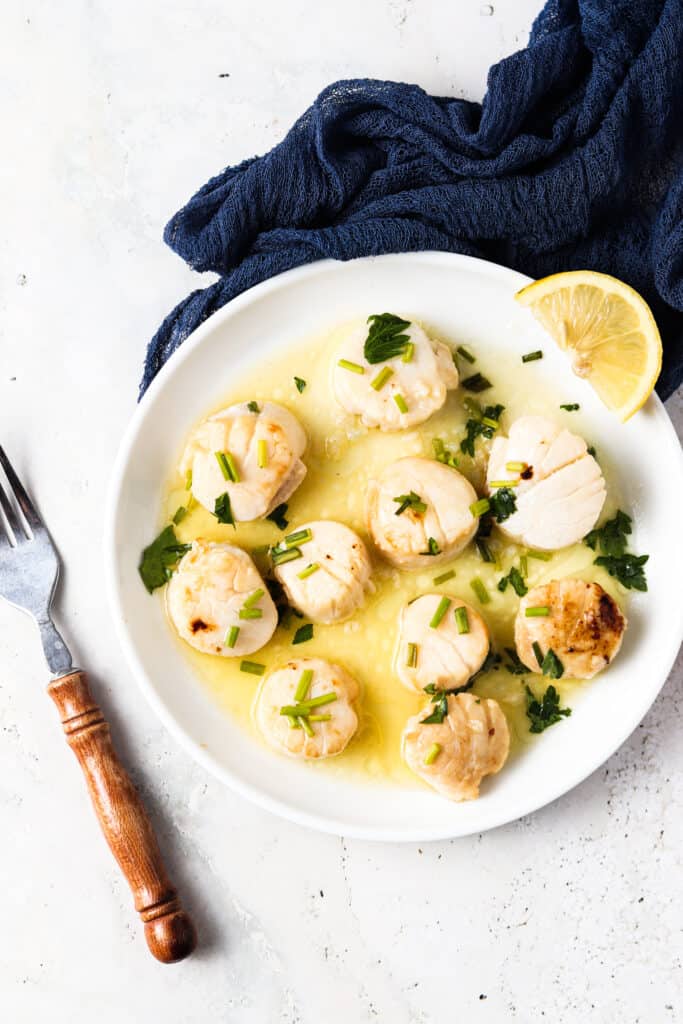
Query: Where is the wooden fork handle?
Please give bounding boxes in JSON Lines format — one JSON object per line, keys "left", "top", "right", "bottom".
{"left": 47, "top": 670, "right": 196, "bottom": 963}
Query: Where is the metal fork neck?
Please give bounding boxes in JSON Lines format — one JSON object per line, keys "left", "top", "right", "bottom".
{"left": 37, "top": 616, "right": 74, "bottom": 677}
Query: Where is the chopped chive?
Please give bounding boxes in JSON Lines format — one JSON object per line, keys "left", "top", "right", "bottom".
{"left": 481, "top": 416, "right": 500, "bottom": 430}
{"left": 454, "top": 606, "right": 469, "bottom": 634}
{"left": 394, "top": 393, "right": 409, "bottom": 414}
{"left": 490, "top": 479, "right": 519, "bottom": 488}
{"left": 247, "top": 400, "right": 260, "bottom": 413}
{"left": 309, "top": 714, "right": 332, "bottom": 722}
{"left": 338, "top": 358, "right": 365, "bottom": 375}
{"left": 470, "top": 498, "right": 491, "bottom": 518}
{"left": 457, "top": 345, "right": 475, "bottom": 364}
{"left": 560, "top": 403, "right": 580, "bottom": 411}
{"left": 243, "top": 588, "right": 264, "bottom": 609}
{"left": 370, "top": 366, "right": 394, "bottom": 391}
{"left": 532, "top": 641, "right": 544, "bottom": 668}
{"left": 423, "top": 537, "right": 441, "bottom": 556}
{"left": 294, "top": 669, "right": 313, "bottom": 702}
{"left": 462, "top": 373, "right": 492, "bottom": 392}
{"left": 522, "top": 350, "right": 543, "bottom": 363}
{"left": 173, "top": 505, "right": 187, "bottom": 525}
{"left": 525, "top": 606, "right": 550, "bottom": 617}
{"left": 225, "top": 625, "right": 240, "bottom": 649}
{"left": 424, "top": 742, "right": 442, "bottom": 766}
{"left": 287, "top": 714, "right": 300, "bottom": 728}
{"left": 506, "top": 461, "right": 528, "bottom": 473}
{"left": 214, "top": 492, "right": 235, "bottom": 527}
{"left": 429, "top": 597, "right": 451, "bottom": 629}
{"left": 240, "top": 660, "right": 265, "bottom": 676}
{"left": 279, "top": 692, "right": 338, "bottom": 715}
{"left": 285, "top": 528, "right": 312, "bottom": 548}
{"left": 239, "top": 607, "right": 263, "bottom": 620}
{"left": 476, "top": 538, "right": 495, "bottom": 563}
{"left": 292, "top": 623, "right": 313, "bottom": 645}
{"left": 294, "top": 376, "right": 306, "bottom": 393}
{"left": 402, "top": 342, "right": 414, "bottom": 363}
{"left": 257, "top": 439, "right": 268, "bottom": 468}
{"left": 470, "top": 577, "right": 490, "bottom": 604}
{"left": 299, "top": 716, "right": 314, "bottom": 737}
{"left": 271, "top": 545, "right": 303, "bottom": 566}
{"left": 215, "top": 450, "right": 239, "bottom": 482}
{"left": 297, "top": 562, "right": 320, "bottom": 580}
{"left": 519, "top": 555, "right": 528, "bottom": 577}
{"left": 184, "top": 469, "right": 193, "bottom": 491}
{"left": 433, "top": 569, "right": 455, "bottom": 585}
{"left": 406, "top": 642, "right": 418, "bottom": 667}
{"left": 393, "top": 491, "right": 427, "bottom": 516}
{"left": 528, "top": 550, "right": 552, "bottom": 561}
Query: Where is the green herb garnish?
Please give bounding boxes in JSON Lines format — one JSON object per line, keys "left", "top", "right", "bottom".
{"left": 138, "top": 525, "right": 191, "bottom": 593}
{"left": 214, "top": 492, "right": 235, "bottom": 527}
{"left": 522, "top": 350, "right": 543, "bottom": 363}
{"left": 504, "top": 647, "right": 527, "bottom": 675}
{"left": 370, "top": 366, "right": 394, "bottom": 391}
{"left": 470, "top": 577, "right": 490, "bottom": 604}
{"left": 294, "top": 376, "right": 306, "bottom": 393}
{"left": 560, "top": 403, "right": 580, "bottom": 411}
{"left": 297, "top": 562, "right": 320, "bottom": 580}
{"left": 489, "top": 487, "right": 516, "bottom": 523}
{"left": 294, "top": 669, "right": 313, "bottom": 702}
{"left": 215, "top": 450, "right": 239, "bottom": 482}
{"left": 424, "top": 742, "right": 442, "bottom": 765}
{"left": 271, "top": 545, "right": 303, "bottom": 566}
{"left": 285, "top": 528, "right": 313, "bottom": 547}
{"left": 247, "top": 401, "right": 260, "bottom": 413}
{"left": 470, "top": 498, "right": 491, "bottom": 518}
{"left": 456, "top": 345, "right": 475, "bottom": 364}
{"left": 525, "top": 605, "right": 550, "bottom": 617}
{"left": 184, "top": 469, "right": 193, "bottom": 490}
{"left": 525, "top": 684, "right": 571, "bottom": 733}
{"left": 293, "top": 623, "right": 314, "bottom": 645}
{"left": 225, "top": 626, "right": 240, "bottom": 649}
{"left": 364, "top": 313, "right": 411, "bottom": 364}
{"left": 595, "top": 553, "right": 649, "bottom": 591}
{"left": 422, "top": 537, "right": 440, "bottom": 556}
{"left": 240, "top": 660, "right": 266, "bottom": 676}
{"left": 432, "top": 437, "right": 458, "bottom": 468}
{"left": 462, "top": 373, "right": 492, "bottom": 392}
{"left": 460, "top": 403, "right": 504, "bottom": 457}
{"left": 173, "top": 505, "right": 188, "bottom": 525}
{"left": 406, "top": 642, "right": 418, "bottom": 667}
{"left": 497, "top": 567, "right": 528, "bottom": 596}
{"left": 433, "top": 569, "right": 455, "bottom": 585}
{"left": 393, "top": 491, "right": 427, "bottom": 516}
{"left": 266, "top": 503, "right": 289, "bottom": 530}
{"left": 429, "top": 597, "right": 451, "bottom": 629}
{"left": 394, "top": 393, "right": 409, "bottom": 414}
{"left": 535, "top": 646, "right": 564, "bottom": 679}
{"left": 338, "top": 359, "right": 365, "bottom": 375}
{"left": 584, "top": 510, "right": 632, "bottom": 557}
{"left": 454, "top": 606, "right": 469, "bottom": 634}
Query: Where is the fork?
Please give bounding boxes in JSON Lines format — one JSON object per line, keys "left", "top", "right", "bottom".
{"left": 0, "top": 447, "right": 196, "bottom": 963}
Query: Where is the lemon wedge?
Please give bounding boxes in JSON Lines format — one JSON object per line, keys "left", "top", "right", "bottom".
{"left": 515, "top": 271, "right": 662, "bottom": 421}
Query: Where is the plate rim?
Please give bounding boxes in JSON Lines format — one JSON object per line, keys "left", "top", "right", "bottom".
{"left": 105, "top": 251, "right": 683, "bottom": 841}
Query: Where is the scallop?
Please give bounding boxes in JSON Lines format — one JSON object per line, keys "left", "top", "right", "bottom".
{"left": 256, "top": 657, "right": 359, "bottom": 759}
{"left": 402, "top": 692, "right": 510, "bottom": 801}
{"left": 486, "top": 415, "right": 606, "bottom": 550}
{"left": 396, "top": 594, "right": 490, "bottom": 692}
{"left": 179, "top": 401, "right": 307, "bottom": 521}
{"left": 515, "top": 579, "right": 626, "bottom": 679}
{"left": 333, "top": 321, "right": 458, "bottom": 431}
{"left": 366, "top": 457, "right": 478, "bottom": 569}
{"left": 167, "top": 540, "right": 277, "bottom": 656}
{"left": 273, "top": 520, "right": 371, "bottom": 624}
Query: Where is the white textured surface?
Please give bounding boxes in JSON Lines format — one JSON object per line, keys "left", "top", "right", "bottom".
{"left": 1, "top": 2, "right": 681, "bottom": 1021}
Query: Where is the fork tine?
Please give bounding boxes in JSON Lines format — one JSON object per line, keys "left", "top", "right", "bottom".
{"left": 0, "top": 476, "right": 24, "bottom": 543}
{"left": 0, "top": 446, "right": 43, "bottom": 533}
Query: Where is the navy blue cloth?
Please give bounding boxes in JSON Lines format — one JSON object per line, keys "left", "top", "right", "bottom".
{"left": 142, "top": 0, "right": 683, "bottom": 399}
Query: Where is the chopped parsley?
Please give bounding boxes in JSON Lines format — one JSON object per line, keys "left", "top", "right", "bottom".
{"left": 266, "top": 502, "right": 289, "bottom": 530}
{"left": 460, "top": 403, "right": 504, "bottom": 458}
{"left": 294, "top": 376, "right": 306, "bottom": 393}
{"left": 461, "top": 372, "right": 492, "bottom": 393}
{"left": 595, "top": 553, "right": 649, "bottom": 591}
{"left": 525, "top": 684, "right": 571, "bottom": 733}
{"left": 214, "top": 492, "right": 235, "bottom": 527}
{"left": 432, "top": 437, "right": 459, "bottom": 468}
{"left": 393, "top": 490, "right": 427, "bottom": 516}
{"left": 489, "top": 487, "right": 516, "bottom": 523}
{"left": 293, "top": 622, "right": 314, "bottom": 645}
{"left": 532, "top": 643, "right": 564, "bottom": 679}
{"left": 421, "top": 681, "right": 474, "bottom": 724}
{"left": 247, "top": 400, "right": 260, "bottom": 413}
{"left": 497, "top": 566, "right": 528, "bottom": 596}
{"left": 584, "top": 510, "right": 632, "bottom": 557}
{"left": 504, "top": 647, "right": 528, "bottom": 675}
{"left": 364, "top": 313, "right": 411, "bottom": 364}
{"left": 138, "top": 525, "right": 191, "bottom": 593}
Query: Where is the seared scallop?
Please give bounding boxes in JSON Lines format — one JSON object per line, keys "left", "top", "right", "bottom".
{"left": 486, "top": 415, "right": 605, "bottom": 549}
{"left": 366, "top": 457, "right": 478, "bottom": 569}
{"left": 167, "top": 540, "right": 277, "bottom": 656}
{"left": 397, "top": 594, "right": 490, "bottom": 692}
{"left": 515, "top": 579, "right": 626, "bottom": 679}
{"left": 179, "top": 401, "right": 307, "bottom": 521}
{"left": 333, "top": 320, "right": 458, "bottom": 431}
{"left": 273, "top": 520, "right": 371, "bottom": 623}
{"left": 256, "top": 657, "right": 359, "bottom": 759}
{"left": 402, "top": 692, "right": 509, "bottom": 801}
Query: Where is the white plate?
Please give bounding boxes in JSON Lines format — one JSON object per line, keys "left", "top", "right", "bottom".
{"left": 106, "top": 253, "right": 683, "bottom": 841}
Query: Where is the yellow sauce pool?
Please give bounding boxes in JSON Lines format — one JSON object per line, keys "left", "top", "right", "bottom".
{"left": 163, "top": 320, "right": 625, "bottom": 787}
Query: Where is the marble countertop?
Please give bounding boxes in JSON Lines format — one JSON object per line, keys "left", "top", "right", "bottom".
{"left": 2, "top": 2, "right": 681, "bottom": 1021}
